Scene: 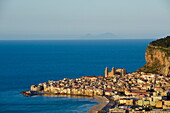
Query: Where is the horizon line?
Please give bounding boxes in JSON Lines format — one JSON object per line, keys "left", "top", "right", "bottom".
{"left": 0, "top": 38, "right": 155, "bottom": 41}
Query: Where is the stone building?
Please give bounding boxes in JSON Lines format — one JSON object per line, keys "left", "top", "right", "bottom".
{"left": 105, "top": 67, "right": 115, "bottom": 77}
{"left": 116, "top": 68, "right": 127, "bottom": 76}
{"left": 105, "top": 67, "right": 127, "bottom": 77}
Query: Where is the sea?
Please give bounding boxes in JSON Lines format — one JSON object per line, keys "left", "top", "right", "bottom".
{"left": 0, "top": 39, "right": 152, "bottom": 113}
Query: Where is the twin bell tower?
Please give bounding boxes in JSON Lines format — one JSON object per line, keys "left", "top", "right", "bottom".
{"left": 105, "top": 67, "right": 126, "bottom": 77}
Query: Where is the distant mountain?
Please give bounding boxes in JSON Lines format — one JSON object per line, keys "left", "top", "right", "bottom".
{"left": 82, "top": 33, "right": 120, "bottom": 39}
{"left": 96, "top": 33, "right": 119, "bottom": 39}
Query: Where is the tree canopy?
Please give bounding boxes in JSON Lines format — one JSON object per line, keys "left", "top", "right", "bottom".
{"left": 150, "top": 36, "right": 170, "bottom": 48}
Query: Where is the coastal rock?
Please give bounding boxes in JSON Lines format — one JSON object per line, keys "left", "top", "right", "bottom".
{"left": 137, "top": 36, "right": 170, "bottom": 76}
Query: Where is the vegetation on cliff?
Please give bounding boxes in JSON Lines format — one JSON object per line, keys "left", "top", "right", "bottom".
{"left": 150, "top": 36, "right": 170, "bottom": 48}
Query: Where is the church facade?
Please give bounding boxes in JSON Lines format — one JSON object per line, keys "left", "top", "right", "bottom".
{"left": 105, "top": 67, "right": 126, "bottom": 77}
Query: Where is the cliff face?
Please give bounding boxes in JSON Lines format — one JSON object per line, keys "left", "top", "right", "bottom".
{"left": 137, "top": 36, "right": 170, "bottom": 76}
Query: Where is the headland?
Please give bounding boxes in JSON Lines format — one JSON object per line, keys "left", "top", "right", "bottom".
{"left": 21, "top": 36, "right": 170, "bottom": 113}
{"left": 137, "top": 36, "right": 170, "bottom": 76}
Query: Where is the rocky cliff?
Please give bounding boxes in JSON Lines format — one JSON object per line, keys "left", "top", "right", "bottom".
{"left": 137, "top": 36, "right": 170, "bottom": 76}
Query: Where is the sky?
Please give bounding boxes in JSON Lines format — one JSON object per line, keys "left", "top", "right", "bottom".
{"left": 0, "top": 0, "right": 170, "bottom": 40}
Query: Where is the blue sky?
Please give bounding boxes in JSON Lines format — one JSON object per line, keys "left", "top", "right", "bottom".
{"left": 0, "top": 0, "right": 170, "bottom": 39}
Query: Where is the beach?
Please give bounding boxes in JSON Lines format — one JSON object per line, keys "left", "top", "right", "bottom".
{"left": 87, "top": 96, "right": 109, "bottom": 113}
{"left": 21, "top": 91, "right": 110, "bottom": 113}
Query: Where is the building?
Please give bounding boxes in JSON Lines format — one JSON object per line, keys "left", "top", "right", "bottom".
{"left": 105, "top": 67, "right": 127, "bottom": 77}
{"left": 119, "top": 98, "right": 134, "bottom": 105}
{"left": 109, "top": 108, "right": 126, "bottom": 113}
{"left": 105, "top": 67, "right": 115, "bottom": 77}
{"left": 116, "top": 68, "right": 127, "bottom": 76}
{"left": 163, "top": 100, "right": 170, "bottom": 109}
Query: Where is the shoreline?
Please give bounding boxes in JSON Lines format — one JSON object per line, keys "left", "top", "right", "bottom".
{"left": 87, "top": 96, "right": 109, "bottom": 113}
{"left": 21, "top": 91, "right": 109, "bottom": 113}
{"left": 40, "top": 95, "right": 110, "bottom": 113}
{"left": 41, "top": 94, "right": 110, "bottom": 113}
{"left": 40, "top": 94, "right": 110, "bottom": 113}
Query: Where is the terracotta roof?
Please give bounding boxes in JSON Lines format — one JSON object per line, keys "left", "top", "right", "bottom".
{"left": 105, "top": 88, "right": 115, "bottom": 91}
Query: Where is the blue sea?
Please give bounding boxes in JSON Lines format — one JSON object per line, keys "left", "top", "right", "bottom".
{"left": 0, "top": 39, "right": 152, "bottom": 113}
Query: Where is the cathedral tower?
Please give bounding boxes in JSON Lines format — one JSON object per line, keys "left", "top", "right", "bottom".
{"left": 105, "top": 67, "right": 109, "bottom": 77}
{"left": 111, "top": 67, "right": 115, "bottom": 75}
{"left": 104, "top": 67, "right": 115, "bottom": 77}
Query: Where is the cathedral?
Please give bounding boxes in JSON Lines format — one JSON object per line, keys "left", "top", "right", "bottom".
{"left": 105, "top": 67, "right": 126, "bottom": 77}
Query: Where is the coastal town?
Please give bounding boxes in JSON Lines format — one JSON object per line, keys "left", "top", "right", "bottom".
{"left": 22, "top": 67, "right": 170, "bottom": 113}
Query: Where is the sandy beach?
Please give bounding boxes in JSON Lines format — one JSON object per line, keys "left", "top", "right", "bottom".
{"left": 87, "top": 96, "right": 109, "bottom": 113}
